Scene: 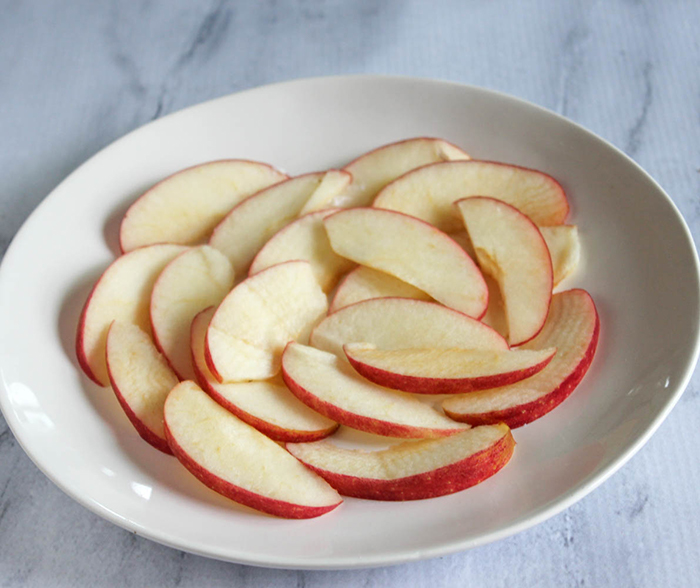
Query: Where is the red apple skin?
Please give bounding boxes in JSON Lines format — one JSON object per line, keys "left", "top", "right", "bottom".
{"left": 75, "top": 279, "right": 104, "bottom": 386}
{"left": 287, "top": 430, "right": 515, "bottom": 501}
{"left": 343, "top": 136, "right": 469, "bottom": 168}
{"left": 344, "top": 346, "right": 556, "bottom": 395}
{"left": 118, "top": 159, "right": 287, "bottom": 254}
{"left": 281, "top": 345, "right": 463, "bottom": 439}
{"left": 105, "top": 336, "right": 173, "bottom": 455}
{"left": 203, "top": 337, "right": 225, "bottom": 383}
{"left": 444, "top": 302, "right": 600, "bottom": 428}
{"left": 163, "top": 420, "right": 342, "bottom": 519}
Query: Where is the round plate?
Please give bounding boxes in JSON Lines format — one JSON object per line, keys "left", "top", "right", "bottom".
{"left": 1, "top": 76, "right": 698, "bottom": 569}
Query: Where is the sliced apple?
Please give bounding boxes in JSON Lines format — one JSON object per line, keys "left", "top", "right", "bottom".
{"left": 344, "top": 343, "right": 557, "bottom": 394}
{"left": 373, "top": 160, "right": 569, "bottom": 233}
{"left": 164, "top": 380, "right": 342, "bottom": 518}
{"left": 456, "top": 197, "right": 553, "bottom": 345}
{"left": 324, "top": 208, "right": 488, "bottom": 318}
{"left": 281, "top": 343, "right": 469, "bottom": 438}
{"left": 311, "top": 297, "right": 508, "bottom": 359}
{"left": 443, "top": 289, "right": 599, "bottom": 428}
{"left": 299, "top": 169, "right": 353, "bottom": 215}
{"left": 191, "top": 308, "right": 338, "bottom": 442}
{"left": 540, "top": 225, "right": 581, "bottom": 286}
{"left": 249, "top": 209, "right": 355, "bottom": 292}
{"left": 205, "top": 261, "right": 327, "bottom": 382}
{"left": 150, "top": 246, "right": 234, "bottom": 380}
{"left": 329, "top": 266, "right": 431, "bottom": 313}
{"left": 120, "top": 160, "right": 287, "bottom": 252}
{"left": 208, "top": 171, "right": 348, "bottom": 275}
{"left": 287, "top": 424, "right": 514, "bottom": 500}
{"left": 340, "top": 137, "right": 470, "bottom": 208}
{"left": 105, "top": 321, "right": 178, "bottom": 453}
{"left": 76, "top": 243, "right": 187, "bottom": 386}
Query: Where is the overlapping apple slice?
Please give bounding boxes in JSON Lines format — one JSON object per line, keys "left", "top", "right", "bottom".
{"left": 299, "top": 169, "right": 353, "bottom": 214}
{"left": 76, "top": 243, "right": 187, "bottom": 386}
{"left": 456, "top": 197, "right": 553, "bottom": 345}
{"left": 330, "top": 266, "right": 431, "bottom": 313}
{"left": 249, "top": 209, "right": 355, "bottom": 291}
{"left": 540, "top": 225, "right": 581, "bottom": 286}
{"left": 344, "top": 343, "right": 556, "bottom": 394}
{"left": 373, "top": 160, "right": 568, "bottom": 233}
{"left": 339, "top": 137, "right": 470, "bottom": 208}
{"left": 105, "top": 321, "right": 179, "bottom": 454}
{"left": 443, "top": 289, "right": 599, "bottom": 428}
{"left": 150, "top": 246, "right": 234, "bottom": 380}
{"left": 324, "top": 208, "right": 488, "bottom": 317}
{"left": 287, "top": 423, "right": 514, "bottom": 500}
{"left": 205, "top": 260, "right": 327, "bottom": 382}
{"left": 282, "top": 343, "right": 469, "bottom": 438}
{"left": 164, "top": 380, "right": 342, "bottom": 519}
{"left": 120, "top": 160, "right": 287, "bottom": 252}
{"left": 191, "top": 308, "right": 338, "bottom": 442}
{"left": 208, "top": 171, "right": 351, "bottom": 275}
{"left": 311, "top": 297, "right": 508, "bottom": 359}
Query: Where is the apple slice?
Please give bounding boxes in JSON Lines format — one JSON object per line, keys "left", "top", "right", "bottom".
{"left": 249, "top": 209, "right": 355, "bottom": 292}
{"left": 299, "top": 169, "right": 353, "bottom": 215}
{"left": 205, "top": 260, "right": 327, "bottom": 382}
{"left": 208, "top": 171, "right": 349, "bottom": 275}
{"left": 373, "top": 160, "right": 568, "bottom": 233}
{"left": 76, "top": 243, "right": 187, "bottom": 386}
{"left": 105, "top": 321, "right": 179, "bottom": 453}
{"left": 340, "top": 137, "right": 470, "bottom": 208}
{"left": 324, "top": 208, "right": 488, "bottom": 318}
{"left": 191, "top": 308, "right": 338, "bottom": 442}
{"left": 281, "top": 343, "right": 469, "bottom": 438}
{"left": 330, "top": 266, "right": 431, "bottom": 313}
{"left": 150, "top": 246, "right": 234, "bottom": 380}
{"left": 164, "top": 380, "right": 342, "bottom": 518}
{"left": 456, "top": 197, "right": 553, "bottom": 345}
{"left": 443, "top": 289, "right": 599, "bottom": 428}
{"left": 120, "top": 160, "right": 287, "bottom": 252}
{"left": 344, "top": 343, "right": 557, "bottom": 394}
{"left": 287, "top": 424, "right": 514, "bottom": 500}
{"left": 311, "top": 297, "right": 508, "bottom": 359}
{"left": 540, "top": 225, "right": 581, "bottom": 286}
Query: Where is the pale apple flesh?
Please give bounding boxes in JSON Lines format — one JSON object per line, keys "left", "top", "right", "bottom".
{"left": 456, "top": 197, "right": 553, "bottom": 345}
{"left": 330, "top": 266, "right": 431, "bottom": 313}
{"left": 311, "top": 297, "right": 508, "bottom": 359}
{"left": 208, "top": 172, "right": 343, "bottom": 276}
{"left": 191, "top": 308, "right": 338, "bottom": 442}
{"left": 287, "top": 424, "right": 514, "bottom": 500}
{"left": 540, "top": 225, "right": 581, "bottom": 286}
{"left": 299, "top": 169, "right": 353, "bottom": 215}
{"left": 442, "top": 289, "right": 599, "bottom": 428}
{"left": 76, "top": 243, "right": 187, "bottom": 386}
{"left": 120, "top": 160, "right": 287, "bottom": 252}
{"left": 344, "top": 343, "right": 557, "bottom": 394}
{"left": 340, "top": 137, "right": 470, "bottom": 208}
{"left": 150, "top": 245, "right": 235, "bottom": 380}
{"left": 281, "top": 343, "right": 469, "bottom": 438}
{"left": 373, "top": 159, "right": 569, "bottom": 233}
{"left": 105, "top": 321, "right": 179, "bottom": 454}
{"left": 324, "top": 208, "right": 488, "bottom": 318}
{"left": 249, "top": 209, "right": 355, "bottom": 292}
{"left": 164, "top": 381, "right": 343, "bottom": 519}
{"left": 205, "top": 260, "right": 328, "bottom": 382}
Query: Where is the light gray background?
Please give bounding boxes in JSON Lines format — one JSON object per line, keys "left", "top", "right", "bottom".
{"left": 1, "top": 1, "right": 699, "bottom": 586}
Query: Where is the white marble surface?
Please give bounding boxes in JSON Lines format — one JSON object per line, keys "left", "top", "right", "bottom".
{"left": 1, "top": 1, "right": 699, "bottom": 586}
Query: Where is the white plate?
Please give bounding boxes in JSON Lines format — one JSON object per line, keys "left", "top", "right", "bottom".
{"left": 1, "top": 76, "right": 698, "bottom": 570}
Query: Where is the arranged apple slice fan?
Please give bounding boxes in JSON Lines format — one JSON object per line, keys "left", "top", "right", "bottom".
{"left": 76, "top": 137, "right": 597, "bottom": 518}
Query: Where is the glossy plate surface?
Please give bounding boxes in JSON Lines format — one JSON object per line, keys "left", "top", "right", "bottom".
{"left": 0, "top": 76, "right": 698, "bottom": 569}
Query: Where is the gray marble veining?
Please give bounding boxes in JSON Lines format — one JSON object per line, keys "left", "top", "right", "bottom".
{"left": 1, "top": 0, "right": 699, "bottom": 586}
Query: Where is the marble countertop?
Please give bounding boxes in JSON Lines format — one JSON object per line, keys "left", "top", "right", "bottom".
{"left": 1, "top": 1, "right": 699, "bottom": 586}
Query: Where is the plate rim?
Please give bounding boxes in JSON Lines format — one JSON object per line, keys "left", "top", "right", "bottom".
{"left": 1, "top": 73, "right": 699, "bottom": 570}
